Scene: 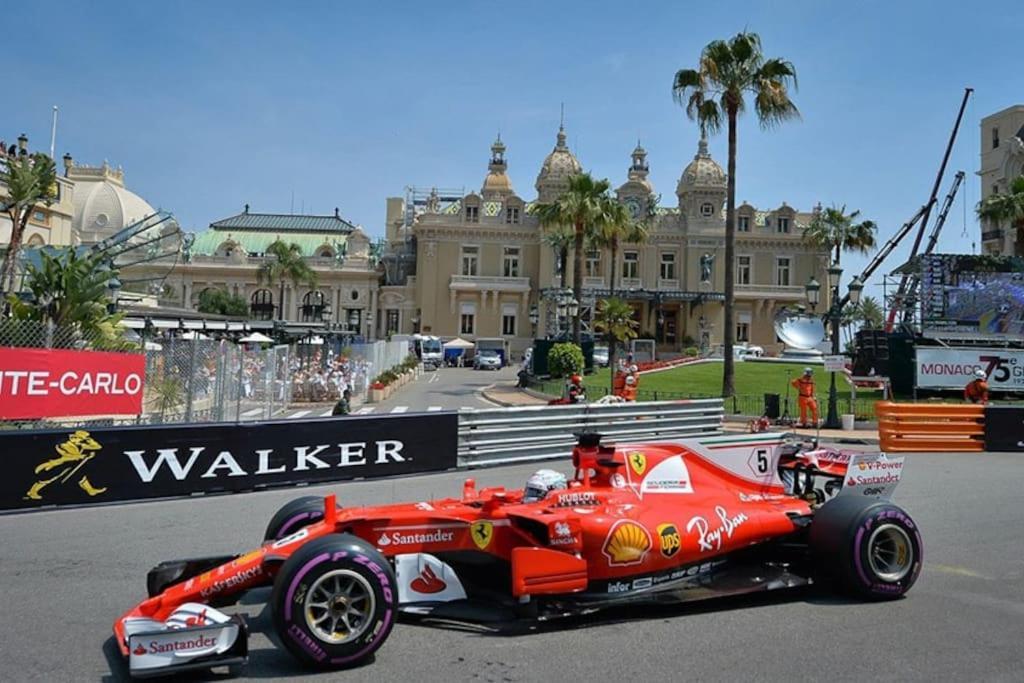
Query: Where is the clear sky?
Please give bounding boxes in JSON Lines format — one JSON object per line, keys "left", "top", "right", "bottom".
{"left": 7, "top": 0, "right": 1024, "bottom": 299}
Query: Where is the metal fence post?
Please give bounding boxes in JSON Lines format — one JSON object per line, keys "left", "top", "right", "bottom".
{"left": 184, "top": 339, "right": 197, "bottom": 422}
{"left": 235, "top": 346, "right": 244, "bottom": 422}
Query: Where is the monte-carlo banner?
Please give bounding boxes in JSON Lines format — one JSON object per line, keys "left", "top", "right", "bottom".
{"left": 0, "top": 346, "right": 146, "bottom": 420}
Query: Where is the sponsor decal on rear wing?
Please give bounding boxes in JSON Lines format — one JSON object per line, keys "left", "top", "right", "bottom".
{"left": 836, "top": 452, "right": 905, "bottom": 499}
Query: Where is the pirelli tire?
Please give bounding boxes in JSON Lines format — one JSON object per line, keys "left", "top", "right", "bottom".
{"left": 810, "top": 496, "right": 923, "bottom": 600}
{"left": 271, "top": 534, "right": 397, "bottom": 669}
{"left": 264, "top": 496, "right": 326, "bottom": 542}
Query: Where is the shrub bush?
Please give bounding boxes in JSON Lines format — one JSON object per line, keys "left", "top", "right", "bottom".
{"left": 548, "top": 342, "right": 584, "bottom": 378}
{"left": 684, "top": 346, "right": 699, "bottom": 357}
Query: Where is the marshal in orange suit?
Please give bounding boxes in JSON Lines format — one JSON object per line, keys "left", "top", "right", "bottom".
{"left": 791, "top": 367, "right": 818, "bottom": 428}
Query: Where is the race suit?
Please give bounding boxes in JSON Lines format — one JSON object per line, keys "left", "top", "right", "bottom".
{"left": 792, "top": 376, "right": 818, "bottom": 426}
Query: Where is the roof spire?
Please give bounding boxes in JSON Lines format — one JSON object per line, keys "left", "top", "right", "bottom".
{"left": 559, "top": 102, "right": 564, "bottom": 131}
{"left": 697, "top": 131, "right": 709, "bottom": 158}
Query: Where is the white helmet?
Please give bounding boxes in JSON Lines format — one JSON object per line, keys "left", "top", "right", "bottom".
{"left": 629, "top": 364, "right": 639, "bottom": 374}
{"left": 974, "top": 369, "right": 986, "bottom": 379}
{"left": 523, "top": 469, "right": 567, "bottom": 502}
{"left": 803, "top": 367, "right": 813, "bottom": 375}
{"left": 625, "top": 375, "right": 637, "bottom": 385}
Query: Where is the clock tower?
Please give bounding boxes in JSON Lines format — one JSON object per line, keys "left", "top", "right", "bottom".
{"left": 616, "top": 141, "right": 656, "bottom": 219}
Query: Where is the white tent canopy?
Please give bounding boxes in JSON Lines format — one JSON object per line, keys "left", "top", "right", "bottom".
{"left": 443, "top": 337, "right": 474, "bottom": 349}
{"left": 238, "top": 332, "right": 275, "bottom": 344}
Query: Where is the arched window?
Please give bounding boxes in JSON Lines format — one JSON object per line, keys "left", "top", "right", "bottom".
{"left": 301, "top": 290, "right": 328, "bottom": 322}
{"left": 26, "top": 234, "right": 46, "bottom": 247}
{"left": 315, "top": 245, "right": 334, "bottom": 259}
{"left": 250, "top": 289, "right": 275, "bottom": 320}
{"left": 216, "top": 240, "right": 237, "bottom": 258}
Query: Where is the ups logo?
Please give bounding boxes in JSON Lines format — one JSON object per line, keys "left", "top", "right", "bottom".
{"left": 25, "top": 430, "right": 107, "bottom": 501}
{"left": 657, "top": 523, "right": 681, "bottom": 558}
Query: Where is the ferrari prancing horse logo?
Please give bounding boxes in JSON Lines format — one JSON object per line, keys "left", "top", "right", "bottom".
{"left": 628, "top": 451, "right": 647, "bottom": 477}
{"left": 471, "top": 521, "right": 494, "bottom": 550}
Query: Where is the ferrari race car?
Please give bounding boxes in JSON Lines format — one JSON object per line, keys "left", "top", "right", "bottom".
{"left": 114, "top": 432, "right": 921, "bottom": 678}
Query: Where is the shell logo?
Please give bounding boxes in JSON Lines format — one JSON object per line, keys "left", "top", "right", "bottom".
{"left": 602, "top": 520, "right": 652, "bottom": 566}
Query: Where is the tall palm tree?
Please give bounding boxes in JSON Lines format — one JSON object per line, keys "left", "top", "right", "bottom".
{"left": 977, "top": 176, "right": 1024, "bottom": 256}
{"left": 1, "top": 151, "right": 58, "bottom": 295}
{"left": 532, "top": 173, "right": 613, "bottom": 342}
{"left": 593, "top": 297, "right": 639, "bottom": 395}
{"left": 592, "top": 201, "right": 649, "bottom": 295}
{"left": 541, "top": 224, "right": 573, "bottom": 289}
{"left": 257, "top": 240, "right": 317, "bottom": 321}
{"left": 673, "top": 31, "right": 799, "bottom": 398}
{"left": 803, "top": 204, "right": 877, "bottom": 269}
{"left": 858, "top": 296, "right": 884, "bottom": 330}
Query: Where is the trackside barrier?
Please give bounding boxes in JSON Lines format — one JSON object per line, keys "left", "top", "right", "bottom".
{"left": 876, "top": 401, "right": 985, "bottom": 452}
{"left": 458, "top": 399, "right": 724, "bottom": 467}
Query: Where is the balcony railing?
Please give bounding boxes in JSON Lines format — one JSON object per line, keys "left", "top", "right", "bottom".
{"left": 982, "top": 229, "right": 1005, "bottom": 242}
{"left": 735, "top": 283, "right": 805, "bottom": 297}
{"left": 449, "top": 274, "right": 531, "bottom": 291}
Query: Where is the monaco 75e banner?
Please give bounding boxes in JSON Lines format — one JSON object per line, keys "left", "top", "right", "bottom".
{"left": 0, "top": 346, "right": 146, "bottom": 420}
{"left": 916, "top": 347, "right": 1024, "bottom": 391}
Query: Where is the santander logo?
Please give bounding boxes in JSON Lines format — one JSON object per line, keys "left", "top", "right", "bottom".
{"left": 409, "top": 565, "right": 446, "bottom": 594}
{"left": 133, "top": 645, "right": 147, "bottom": 656}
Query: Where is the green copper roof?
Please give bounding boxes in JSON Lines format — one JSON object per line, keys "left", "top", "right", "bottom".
{"left": 191, "top": 228, "right": 347, "bottom": 257}
{"left": 210, "top": 211, "right": 357, "bottom": 233}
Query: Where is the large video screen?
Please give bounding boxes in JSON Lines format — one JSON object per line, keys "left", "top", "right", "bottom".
{"left": 918, "top": 254, "right": 1024, "bottom": 335}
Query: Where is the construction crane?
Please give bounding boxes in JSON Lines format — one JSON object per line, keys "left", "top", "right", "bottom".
{"left": 897, "top": 170, "right": 966, "bottom": 321}
{"left": 884, "top": 87, "right": 973, "bottom": 331}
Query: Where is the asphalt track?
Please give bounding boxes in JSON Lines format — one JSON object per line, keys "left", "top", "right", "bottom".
{"left": 2, "top": 451, "right": 1023, "bottom": 682}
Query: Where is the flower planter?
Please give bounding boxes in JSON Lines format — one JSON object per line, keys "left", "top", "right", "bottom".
{"left": 370, "top": 388, "right": 384, "bottom": 403}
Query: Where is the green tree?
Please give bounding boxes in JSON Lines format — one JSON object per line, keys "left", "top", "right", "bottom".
{"left": 593, "top": 297, "right": 639, "bottom": 395}
{"left": 6, "top": 246, "right": 133, "bottom": 350}
{"left": 673, "top": 31, "right": 799, "bottom": 398}
{"left": 858, "top": 296, "right": 884, "bottom": 330}
{"left": 197, "top": 288, "right": 249, "bottom": 317}
{"left": 803, "top": 204, "right": 877, "bottom": 268}
{"left": 256, "top": 240, "right": 317, "bottom": 321}
{"left": 592, "top": 202, "right": 648, "bottom": 295}
{"left": 1, "top": 151, "right": 58, "bottom": 294}
{"left": 977, "top": 176, "right": 1024, "bottom": 256}
{"left": 548, "top": 342, "right": 584, "bottom": 378}
{"left": 532, "top": 173, "right": 613, "bottom": 343}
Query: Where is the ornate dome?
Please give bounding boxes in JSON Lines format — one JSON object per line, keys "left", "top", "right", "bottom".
{"left": 535, "top": 126, "right": 582, "bottom": 202}
{"left": 676, "top": 136, "right": 726, "bottom": 196}
{"left": 68, "top": 162, "right": 157, "bottom": 244}
{"left": 481, "top": 136, "right": 515, "bottom": 199}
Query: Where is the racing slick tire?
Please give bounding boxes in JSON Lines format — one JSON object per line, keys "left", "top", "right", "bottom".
{"left": 809, "top": 496, "right": 922, "bottom": 600}
{"left": 264, "top": 496, "right": 326, "bottom": 542}
{"left": 271, "top": 534, "right": 397, "bottom": 669}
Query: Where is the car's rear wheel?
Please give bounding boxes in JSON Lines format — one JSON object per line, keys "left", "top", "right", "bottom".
{"left": 810, "top": 496, "right": 922, "bottom": 599}
{"left": 271, "top": 534, "right": 397, "bottom": 668}
{"left": 264, "top": 496, "right": 326, "bottom": 542}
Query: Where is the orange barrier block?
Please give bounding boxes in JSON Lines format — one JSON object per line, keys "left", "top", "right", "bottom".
{"left": 875, "top": 401, "right": 985, "bottom": 453}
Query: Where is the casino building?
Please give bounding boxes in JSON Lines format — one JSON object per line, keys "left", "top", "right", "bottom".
{"left": 380, "top": 126, "right": 832, "bottom": 355}
{"left": 979, "top": 104, "right": 1024, "bottom": 256}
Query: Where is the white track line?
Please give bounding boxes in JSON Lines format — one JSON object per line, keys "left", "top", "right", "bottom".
{"left": 321, "top": 409, "right": 335, "bottom": 417}
{"left": 356, "top": 407, "right": 375, "bottom": 414}
{"left": 390, "top": 406, "right": 409, "bottom": 414}
{"left": 288, "top": 410, "right": 312, "bottom": 419}
{"left": 427, "top": 406, "right": 443, "bottom": 412}
{"left": 241, "top": 408, "right": 264, "bottom": 417}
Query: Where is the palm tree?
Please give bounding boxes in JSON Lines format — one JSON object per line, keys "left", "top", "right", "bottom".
{"left": 977, "top": 176, "right": 1024, "bottom": 256}
{"left": 541, "top": 224, "right": 574, "bottom": 289}
{"left": 803, "top": 204, "right": 877, "bottom": 269}
{"left": 592, "top": 201, "right": 648, "bottom": 295}
{"left": 858, "top": 296, "right": 884, "bottom": 330}
{"left": 593, "top": 297, "right": 639, "bottom": 395}
{"left": 1, "top": 151, "right": 58, "bottom": 295}
{"left": 257, "top": 240, "right": 317, "bottom": 321}
{"left": 532, "top": 173, "right": 613, "bottom": 343}
{"left": 673, "top": 31, "right": 799, "bottom": 398}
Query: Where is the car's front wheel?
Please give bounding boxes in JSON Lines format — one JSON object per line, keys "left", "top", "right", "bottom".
{"left": 271, "top": 534, "right": 397, "bottom": 669}
{"left": 810, "top": 496, "right": 923, "bottom": 599}
{"left": 264, "top": 496, "right": 326, "bottom": 542}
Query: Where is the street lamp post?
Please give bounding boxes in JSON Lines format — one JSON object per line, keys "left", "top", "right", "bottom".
{"left": 817, "top": 265, "right": 863, "bottom": 429}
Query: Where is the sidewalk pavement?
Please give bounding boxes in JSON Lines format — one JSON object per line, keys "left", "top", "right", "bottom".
{"left": 482, "top": 381, "right": 880, "bottom": 445}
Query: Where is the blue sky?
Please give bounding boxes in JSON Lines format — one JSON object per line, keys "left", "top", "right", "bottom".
{"left": 7, "top": 0, "right": 1024, "bottom": 298}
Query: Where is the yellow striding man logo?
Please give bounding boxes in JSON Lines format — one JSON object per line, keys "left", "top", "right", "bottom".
{"left": 25, "top": 430, "right": 107, "bottom": 501}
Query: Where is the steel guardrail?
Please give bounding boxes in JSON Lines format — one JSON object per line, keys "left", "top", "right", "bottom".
{"left": 457, "top": 399, "right": 724, "bottom": 467}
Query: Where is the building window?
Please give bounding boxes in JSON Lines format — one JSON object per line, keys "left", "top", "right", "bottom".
{"left": 386, "top": 309, "right": 400, "bottom": 335}
{"left": 465, "top": 205, "right": 479, "bottom": 223}
{"left": 777, "top": 217, "right": 790, "bottom": 233}
{"left": 659, "top": 252, "right": 676, "bottom": 281}
{"left": 992, "top": 127, "right": 1000, "bottom": 149}
{"left": 461, "top": 313, "right": 475, "bottom": 334}
{"left": 585, "top": 249, "right": 601, "bottom": 277}
{"left": 503, "top": 246, "right": 520, "bottom": 277}
{"left": 736, "top": 312, "right": 751, "bottom": 342}
{"left": 737, "top": 255, "right": 751, "bottom": 285}
{"left": 250, "top": 289, "right": 275, "bottom": 321}
{"left": 622, "top": 251, "right": 639, "bottom": 280}
{"left": 461, "top": 245, "right": 479, "bottom": 276}
{"left": 738, "top": 215, "right": 750, "bottom": 232}
{"left": 32, "top": 210, "right": 47, "bottom": 223}
{"left": 505, "top": 206, "right": 520, "bottom": 224}
{"left": 700, "top": 202, "right": 714, "bottom": 217}
{"left": 775, "top": 257, "right": 791, "bottom": 286}
{"left": 501, "top": 304, "right": 517, "bottom": 336}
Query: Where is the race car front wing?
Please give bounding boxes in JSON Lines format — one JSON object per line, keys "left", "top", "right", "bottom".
{"left": 122, "top": 603, "right": 248, "bottom": 678}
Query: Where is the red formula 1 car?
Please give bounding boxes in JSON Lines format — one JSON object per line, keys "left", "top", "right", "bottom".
{"left": 114, "top": 432, "right": 921, "bottom": 678}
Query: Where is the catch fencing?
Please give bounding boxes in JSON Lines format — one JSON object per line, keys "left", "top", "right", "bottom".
{"left": 458, "top": 399, "right": 725, "bottom": 467}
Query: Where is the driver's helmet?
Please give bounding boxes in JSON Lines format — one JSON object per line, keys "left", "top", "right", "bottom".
{"left": 523, "top": 469, "right": 568, "bottom": 502}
